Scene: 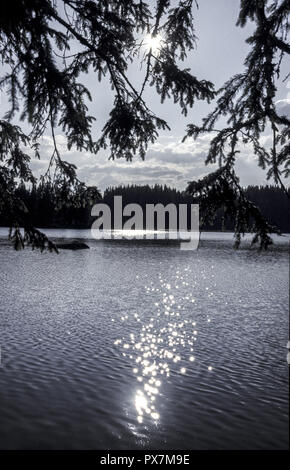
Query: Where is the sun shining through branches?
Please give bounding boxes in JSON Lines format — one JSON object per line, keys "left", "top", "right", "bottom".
{"left": 1, "top": 0, "right": 289, "bottom": 252}
{"left": 143, "top": 33, "right": 163, "bottom": 55}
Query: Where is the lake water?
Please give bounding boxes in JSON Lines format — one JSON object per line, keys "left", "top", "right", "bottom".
{"left": 0, "top": 228, "right": 289, "bottom": 449}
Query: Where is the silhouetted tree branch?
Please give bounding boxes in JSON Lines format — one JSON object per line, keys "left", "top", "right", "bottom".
{"left": 0, "top": 0, "right": 214, "bottom": 250}
{"left": 184, "top": 0, "right": 289, "bottom": 248}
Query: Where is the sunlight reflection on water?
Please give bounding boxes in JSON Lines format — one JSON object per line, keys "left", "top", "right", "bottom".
{"left": 113, "top": 265, "right": 215, "bottom": 425}
{"left": 0, "top": 233, "right": 288, "bottom": 449}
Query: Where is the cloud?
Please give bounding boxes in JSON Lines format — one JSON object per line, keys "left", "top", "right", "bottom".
{"left": 275, "top": 99, "right": 290, "bottom": 117}
{"left": 26, "top": 130, "right": 286, "bottom": 193}
{"left": 275, "top": 80, "right": 290, "bottom": 117}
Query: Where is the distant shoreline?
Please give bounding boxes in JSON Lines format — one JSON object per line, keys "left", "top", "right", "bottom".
{"left": 0, "top": 226, "right": 289, "bottom": 235}
{"left": 0, "top": 228, "right": 289, "bottom": 249}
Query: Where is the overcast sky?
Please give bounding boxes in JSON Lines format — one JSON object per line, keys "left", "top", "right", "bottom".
{"left": 2, "top": 0, "right": 290, "bottom": 192}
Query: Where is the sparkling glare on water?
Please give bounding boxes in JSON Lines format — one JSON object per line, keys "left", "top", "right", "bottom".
{"left": 0, "top": 230, "right": 288, "bottom": 450}
{"left": 114, "top": 266, "right": 216, "bottom": 424}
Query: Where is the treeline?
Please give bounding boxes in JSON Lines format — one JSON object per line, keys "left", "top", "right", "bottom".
{"left": 0, "top": 183, "right": 289, "bottom": 232}
{"left": 102, "top": 184, "right": 290, "bottom": 232}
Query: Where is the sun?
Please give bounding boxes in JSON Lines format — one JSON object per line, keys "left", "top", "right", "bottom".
{"left": 144, "top": 33, "right": 163, "bottom": 54}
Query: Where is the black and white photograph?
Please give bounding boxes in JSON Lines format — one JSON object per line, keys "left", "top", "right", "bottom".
{"left": 0, "top": 0, "right": 289, "bottom": 460}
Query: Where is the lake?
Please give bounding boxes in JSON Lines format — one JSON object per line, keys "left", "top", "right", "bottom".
{"left": 0, "top": 228, "right": 289, "bottom": 449}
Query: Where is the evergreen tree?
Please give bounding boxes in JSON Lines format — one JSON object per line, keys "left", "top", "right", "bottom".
{"left": 184, "top": 0, "right": 289, "bottom": 248}
{"left": 0, "top": 0, "right": 214, "bottom": 250}
{"left": 1, "top": 182, "right": 289, "bottom": 234}
{"left": 0, "top": 1, "right": 289, "bottom": 250}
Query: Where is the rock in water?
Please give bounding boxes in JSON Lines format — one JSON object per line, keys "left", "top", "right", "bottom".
{"left": 56, "top": 240, "right": 89, "bottom": 250}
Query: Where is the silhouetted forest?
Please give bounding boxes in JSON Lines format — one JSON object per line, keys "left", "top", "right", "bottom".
{"left": 0, "top": 184, "right": 289, "bottom": 233}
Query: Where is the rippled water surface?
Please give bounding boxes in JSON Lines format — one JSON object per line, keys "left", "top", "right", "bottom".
{"left": 0, "top": 230, "right": 289, "bottom": 449}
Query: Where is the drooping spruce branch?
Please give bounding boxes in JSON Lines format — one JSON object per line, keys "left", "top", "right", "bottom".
{"left": 1, "top": 0, "right": 212, "bottom": 159}
{"left": 0, "top": 0, "right": 214, "bottom": 250}
{"left": 184, "top": 0, "right": 289, "bottom": 248}
{"left": 186, "top": 165, "right": 280, "bottom": 249}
